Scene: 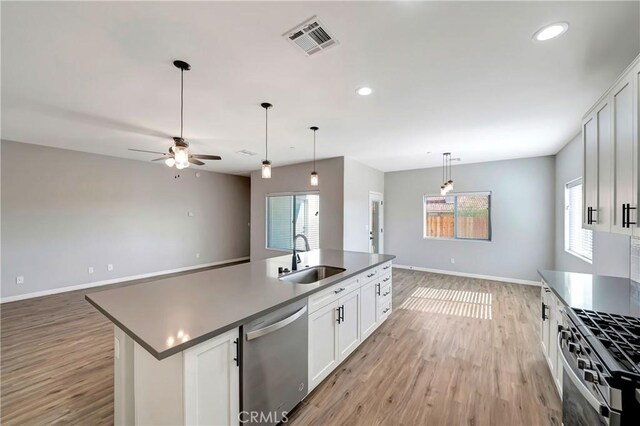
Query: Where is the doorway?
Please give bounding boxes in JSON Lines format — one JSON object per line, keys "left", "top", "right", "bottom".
{"left": 369, "top": 192, "right": 384, "bottom": 254}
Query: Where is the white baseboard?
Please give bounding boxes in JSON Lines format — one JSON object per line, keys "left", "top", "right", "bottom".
{"left": 393, "top": 264, "right": 540, "bottom": 286}
{"left": 0, "top": 257, "right": 250, "bottom": 304}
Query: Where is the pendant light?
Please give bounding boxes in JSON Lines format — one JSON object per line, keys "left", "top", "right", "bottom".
{"left": 440, "top": 152, "right": 454, "bottom": 195}
{"left": 261, "top": 103, "right": 272, "bottom": 179}
{"left": 310, "top": 126, "right": 319, "bottom": 186}
{"left": 174, "top": 60, "right": 190, "bottom": 170}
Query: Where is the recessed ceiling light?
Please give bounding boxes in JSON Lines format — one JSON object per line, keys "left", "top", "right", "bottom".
{"left": 356, "top": 86, "right": 373, "bottom": 96}
{"left": 532, "top": 22, "right": 569, "bottom": 41}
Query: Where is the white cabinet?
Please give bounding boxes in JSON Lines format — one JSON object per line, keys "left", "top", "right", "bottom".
{"left": 583, "top": 56, "right": 639, "bottom": 234}
{"left": 540, "top": 281, "right": 563, "bottom": 398}
{"left": 308, "top": 300, "right": 340, "bottom": 391}
{"left": 612, "top": 72, "right": 636, "bottom": 234}
{"left": 308, "top": 262, "right": 393, "bottom": 393}
{"left": 184, "top": 328, "right": 239, "bottom": 426}
{"left": 115, "top": 327, "right": 240, "bottom": 426}
{"left": 360, "top": 279, "right": 378, "bottom": 340}
{"left": 338, "top": 288, "right": 361, "bottom": 360}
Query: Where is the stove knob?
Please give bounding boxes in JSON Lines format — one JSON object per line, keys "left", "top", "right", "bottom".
{"left": 568, "top": 343, "right": 580, "bottom": 354}
{"left": 584, "top": 369, "right": 600, "bottom": 384}
{"left": 577, "top": 357, "right": 591, "bottom": 369}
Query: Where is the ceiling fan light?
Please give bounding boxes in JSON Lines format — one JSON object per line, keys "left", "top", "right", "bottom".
{"left": 165, "top": 157, "right": 176, "bottom": 167}
{"left": 176, "top": 162, "right": 189, "bottom": 170}
{"left": 262, "top": 160, "right": 272, "bottom": 179}
{"left": 310, "top": 171, "right": 319, "bottom": 186}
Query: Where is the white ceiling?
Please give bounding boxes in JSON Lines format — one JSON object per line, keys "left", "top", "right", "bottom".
{"left": 2, "top": 1, "right": 639, "bottom": 174}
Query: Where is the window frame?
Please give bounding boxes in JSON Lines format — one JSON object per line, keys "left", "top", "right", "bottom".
{"left": 422, "top": 191, "right": 492, "bottom": 242}
{"left": 564, "top": 178, "right": 593, "bottom": 264}
{"left": 265, "top": 191, "right": 320, "bottom": 253}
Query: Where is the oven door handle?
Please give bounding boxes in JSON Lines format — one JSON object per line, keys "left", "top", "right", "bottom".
{"left": 557, "top": 333, "right": 608, "bottom": 418}
{"left": 246, "top": 305, "right": 307, "bottom": 341}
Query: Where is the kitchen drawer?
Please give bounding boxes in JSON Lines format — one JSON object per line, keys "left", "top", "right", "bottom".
{"left": 379, "top": 274, "right": 392, "bottom": 295}
{"left": 378, "top": 298, "right": 392, "bottom": 320}
{"left": 308, "top": 277, "right": 359, "bottom": 314}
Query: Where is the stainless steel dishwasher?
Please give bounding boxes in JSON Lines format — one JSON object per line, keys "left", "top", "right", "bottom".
{"left": 241, "top": 298, "right": 308, "bottom": 425}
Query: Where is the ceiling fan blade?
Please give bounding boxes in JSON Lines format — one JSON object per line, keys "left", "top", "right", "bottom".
{"left": 189, "top": 158, "right": 206, "bottom": 166}
{"left": 129, "top": 148, "right": 167, "bottom": 155}
{"left": 190, "top": 154, "right": 222, "bottom": 160}
{"left": 151, "top": 156, "right": 169, "bottom": 161}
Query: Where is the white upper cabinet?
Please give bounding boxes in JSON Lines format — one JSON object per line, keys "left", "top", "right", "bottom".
{"left": 583, "top": 115, "right": 598, "bottom": 230}
{"left": 583, "top": 55, "right": 639, "bottom": 235}
{"left": 611, "top": 73, "right": 635, "bottom": 234}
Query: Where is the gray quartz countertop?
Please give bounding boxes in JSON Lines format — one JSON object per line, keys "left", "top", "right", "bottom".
{"left": 538, "top": 269, "right": 640, "bottom": 318}
{"left": 86, "top": 249, "right": 395, "bottom": 360}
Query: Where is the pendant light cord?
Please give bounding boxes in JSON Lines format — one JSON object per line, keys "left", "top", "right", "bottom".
{"left": 180, "top": 68, "right": 184, "bottom": 140}
{"left": 313, "top": 129, "right": 316, "bottom": 171}
{"left": 265, "top": 107, "right": 268, "bottom": 161}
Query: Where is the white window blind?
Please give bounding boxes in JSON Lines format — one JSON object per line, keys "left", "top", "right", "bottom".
{"left": 267, "top": 193, "right": 320, "bottom": 251}
{"left": 565, "top": 180, "right": 593, "bottom": 262}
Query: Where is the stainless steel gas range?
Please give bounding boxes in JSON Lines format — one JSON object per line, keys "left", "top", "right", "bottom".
{"left": 559, "top": 308, "right": 640, "bottom": 425}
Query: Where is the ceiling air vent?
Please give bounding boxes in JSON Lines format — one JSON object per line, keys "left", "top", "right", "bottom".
{"left": 284, "top": 16, "right": 339, "bottom": 57}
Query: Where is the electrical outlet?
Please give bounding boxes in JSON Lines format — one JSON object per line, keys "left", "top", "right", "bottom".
{"left": 16, "top": 276, "right": 24, "bottom": 285}
{"left": 450, "top": 258, "right": 455, "bottom": 264}
{"left": 196, "top": 253, "right": 200, "bottom": 259}
{"left": 88, "top": 267, "right": 94, "bottom": 274}
{"left": 107, "top": 264, "right": 113, "bottom": 272}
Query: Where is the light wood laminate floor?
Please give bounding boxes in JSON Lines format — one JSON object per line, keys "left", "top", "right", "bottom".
{"left": 1, "top": 268, "right": 561, "bottom": 425}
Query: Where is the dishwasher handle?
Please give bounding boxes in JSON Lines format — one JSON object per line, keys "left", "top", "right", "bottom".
{"left": 245, "top": 305, "right": 308, "bottom": 341}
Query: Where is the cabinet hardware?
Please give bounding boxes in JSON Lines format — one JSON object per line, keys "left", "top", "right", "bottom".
{"left": 336, "top": 306, "right": 342, "bottom": 324}
{"left": 382, "top": 307, "right": 390, "bottom": 314}
{"left": 622, "top": 203, "right": 637, "bottom": 228}
{"left": 340, "top": 305, "right": 345, "bottom": 323}
{"left": 233, "top": 338, "right": 239, "bottom": 367}
{"left": 541, "top": 302, "right": 549, "bottom": 320}
{"left": 587, "top": 207, "right": 597, "bottom": 225}
{"left": 376, "top": 283, "right": 381, "bottom": 296}
{"left": 383, "top": 277, "right": 390, "bottom": 282}
{"left": 382, "top": 291, "right": 390, "bottom": 297}
{"left": 383, "top": 265, "right": 390, "bottom": 270}
{"left": 334, "top": 287, "right": 345, "bottom": 294}
{"left": 367, "top": 272, "right": 376, "bottom": 278}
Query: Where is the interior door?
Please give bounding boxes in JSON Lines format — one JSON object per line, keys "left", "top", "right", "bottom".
{"left": 369, "top": 192, "right": 384, "bottom": 253}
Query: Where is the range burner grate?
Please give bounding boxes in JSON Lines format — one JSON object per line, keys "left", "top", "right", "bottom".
{"left": 574, "top": 309, "right": 640, "bottom": 375}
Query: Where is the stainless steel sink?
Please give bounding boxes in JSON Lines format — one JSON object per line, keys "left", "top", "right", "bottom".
{"left": 280, "top": 265, "right": 346, "bottom": 284}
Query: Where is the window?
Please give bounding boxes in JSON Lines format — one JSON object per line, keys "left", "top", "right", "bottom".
{"left": 423, "top": 192, "right": 491, "bottom": 241}
{"left": 267, "top": 193, "right": 320, "bottom": 251}
{"left": 565, "top": 179, "right": 592, "bottom": 262}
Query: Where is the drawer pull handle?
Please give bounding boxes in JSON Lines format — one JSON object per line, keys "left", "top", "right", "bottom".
{"left": 376, "top": 283, "right": 381, "bottom": 296}
{"left": 383, "top": 278, "right": 390, "bottom": 282}
{"left": 383, "top": 265, "right": 390, "bottom": 270}
{"left": 367, "top": 272, "right": 376, "bottom": 278}
{"left": 334, "top": 287, "right": 345, "bottom": 294}
{"left": 382, "top": 291, "right": 390, "bottom": 297}
{"left": 382, "top": 307, "right": 390, "bottom": 314}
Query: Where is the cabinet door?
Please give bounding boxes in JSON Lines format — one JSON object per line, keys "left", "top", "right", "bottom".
{"left": 548, "top": 295, "right": 559, "bottom": 382}
{"left": 555, "top": 299, "right": 565, "bottom": 398}
{"left": 612, "top": 75, "right": 635, "bottom": 235}
{"left": 583, "top": 115, "right": 598, "bottom": 229}
{"left": 360, "top": 280, "right": 378, "bottom": 340}
{"left": 338, "top": 289, "right": 361, "bottom": 361}
{"left": 596, "top": 101, "right": 612, "bottom": 232}
{"left": 540, "top": 286, "right": 550, "bottom": 358}
{"left": 635, "top": 65, "right": 640, "bottom": 238}
{"left": 308, "top": 300, "right": 340, "bottom": 391}
{"left": 184, "top": 328, "right": 239, "bottom": 426}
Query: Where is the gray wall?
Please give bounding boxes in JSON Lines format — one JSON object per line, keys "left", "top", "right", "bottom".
{"left": 343, "top": 158, "right": 384, "bottom": 253}
{"left": 250, "top": 157, "right": 344, "bottom": 261}
{"left": 554, "top": 133, "right": 630, "bottom": 277}
{"left": 1, "top": 140, "right": 250, "bottom": 299}
{"left": 385, "top": 156, "right": 556, "bottom": 282}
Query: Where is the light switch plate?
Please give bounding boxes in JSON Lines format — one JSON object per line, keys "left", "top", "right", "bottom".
{"left": 16, "top": 276, "right": 24, "bottom": 285}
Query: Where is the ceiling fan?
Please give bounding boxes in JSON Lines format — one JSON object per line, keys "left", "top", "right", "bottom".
{"left": 129, "top": 60, "right": 221, "bottom": 169}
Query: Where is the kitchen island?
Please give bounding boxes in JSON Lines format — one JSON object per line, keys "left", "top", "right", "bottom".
{"left": 86, "top": 249, "right": 395, "bottom": 425}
